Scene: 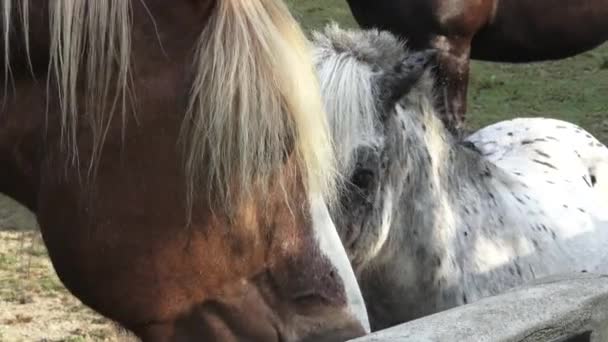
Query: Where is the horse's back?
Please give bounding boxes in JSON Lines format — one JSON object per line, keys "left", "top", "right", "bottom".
{"left": 468, "top": 118, "right": 608, "bottom": 204}
{"left": 467, "top": 117, "right": 608, "bottom": 181}
{"left": 465, "top": 118, "right": 608, "bottom": 275}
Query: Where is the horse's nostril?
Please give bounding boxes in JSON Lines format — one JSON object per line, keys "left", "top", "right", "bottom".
{"left": 299, "top": 323, "right": 367, "bottom": 342}
{"left": 292, "top": 292, "right": 330, "bottom": 306}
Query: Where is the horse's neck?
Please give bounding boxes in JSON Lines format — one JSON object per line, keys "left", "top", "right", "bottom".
{"left": 361, "top": 105, "right": 518, "bottom": 322}
{"left": 394, "top": 102, "right": 502, "bottom": 214}
{"left": 384, "top": 102, "right": 510, "bottom": 274}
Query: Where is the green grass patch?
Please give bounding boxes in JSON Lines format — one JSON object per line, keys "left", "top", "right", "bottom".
{"left": 0, "top": 252, "right": 18, "bottom": 268}
{"left": 286, "top": 0, "right": 356, "bottom": 31}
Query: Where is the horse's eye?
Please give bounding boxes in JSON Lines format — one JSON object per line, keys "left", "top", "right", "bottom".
{"left": 351, "top": 168, "right": 375, "bottom": 189}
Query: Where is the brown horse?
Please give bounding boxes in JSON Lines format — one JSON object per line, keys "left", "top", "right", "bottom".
{"left": 1, "top": 0, "right": 370, "bottom": 340}
{"left": 345, "top": 0, "right": 608, "bottom": 134}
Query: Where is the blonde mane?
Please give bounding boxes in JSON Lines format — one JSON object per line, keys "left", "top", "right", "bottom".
{"left": 182, "top": 0, "right": 337, "bottom": 210}
{"left": 3, "top": 0, "right": 133, "bottom": 172}
{"left": 2, "top": 0, "right": 336, "bottom": 212}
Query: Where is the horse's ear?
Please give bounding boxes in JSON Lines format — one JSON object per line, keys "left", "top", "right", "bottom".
{"left": 376, "top": 49, "right": 437, "bottom": 118}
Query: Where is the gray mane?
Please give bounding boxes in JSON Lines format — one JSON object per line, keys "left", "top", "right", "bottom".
{"left": 312, "top": 23, "right": 437, "bottom": 177}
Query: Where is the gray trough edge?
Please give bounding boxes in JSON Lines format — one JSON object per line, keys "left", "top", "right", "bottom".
{"left": 350, "top": 273, "right": 608, "bottom": 342}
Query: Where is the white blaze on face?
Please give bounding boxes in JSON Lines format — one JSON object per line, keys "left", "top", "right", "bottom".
{"left": 309, "top": 193, "right": 371, "bottom": 333}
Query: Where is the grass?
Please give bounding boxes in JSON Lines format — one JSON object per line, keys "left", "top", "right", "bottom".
{"left": 286, "top": 0, "right": 357, "bottom": 30}
{"left": 287, "top": 0, "right": 608, "bottom": 141}
{"left": 0, "top": 229, "right": 122, "bottom": 341}
{"left": 0, "top": 231, "right": 62, "bottom": 303}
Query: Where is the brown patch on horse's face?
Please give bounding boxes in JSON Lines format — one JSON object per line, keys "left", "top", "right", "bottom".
{"left": 146, "top": 168, "right": 365, "bottom": 341}
{"left": 36, "top": 153, "right": 362, "bottom": 341}
{"left": 0, "top": 1, "right": 365, "bottom": 340}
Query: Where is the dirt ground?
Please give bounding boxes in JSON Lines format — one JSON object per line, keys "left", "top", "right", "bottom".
{"left": 0, "top": 195, "right": 137, "bottom": 342}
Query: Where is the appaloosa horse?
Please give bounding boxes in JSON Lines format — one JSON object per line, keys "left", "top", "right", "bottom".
{"left": 1, "top": 1, "right": 370, "bottom": 340}
{"left": 344, "top": 0, "right": 608, "bottom": 134}
{"left": 313, "top": 24, "right": 608, "bottom": 330}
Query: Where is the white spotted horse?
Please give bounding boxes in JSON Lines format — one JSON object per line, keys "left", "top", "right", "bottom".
{"left": 312, "top": 24, "right": 608, "bottom": 331}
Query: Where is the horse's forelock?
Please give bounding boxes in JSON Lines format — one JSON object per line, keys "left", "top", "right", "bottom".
{"left": 313, "top": 36, "right": 380, "bottom": 177}
{"left": 182, "top": 0, "right": 337, "bottom": 214}
{"left": 313, "top": 25, "right": 441, "bottom": 177}
{"left": 313, "top": 24, "right": 413, "bottom": 176}
{"left": 313, "top": 23, "right": 407, "bottom": 73}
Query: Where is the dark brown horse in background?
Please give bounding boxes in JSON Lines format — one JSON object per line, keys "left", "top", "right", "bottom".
{"left": 345, "top": 0, "right": 608, "bottom": 134}
{"left": 1, "top": 0, "right": 370, "bottom": 340}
